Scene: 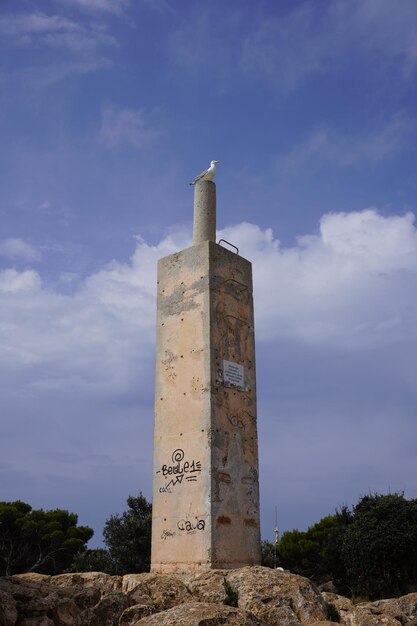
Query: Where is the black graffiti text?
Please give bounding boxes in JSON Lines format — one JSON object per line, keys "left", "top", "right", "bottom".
{"left": 177, "top": 517, "right": 206, "bottom": 535}
{"left": 156, "top": 448, "right": 202, "bottom": 490}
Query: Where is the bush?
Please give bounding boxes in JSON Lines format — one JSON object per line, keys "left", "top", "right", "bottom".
{"left": 340, "top": 493, "right": 417, "bottom": 599}
{"left": 261, "top": 540, "right": 278, "bottom": 568}
{"left": 272, "top": 492, "right": 417, "bottom": 599}
{"left": 277, "top": 514, "right": 348, "bottom": 590}
{"left": 223, "top": 578, "right": 238, "bottom": 607}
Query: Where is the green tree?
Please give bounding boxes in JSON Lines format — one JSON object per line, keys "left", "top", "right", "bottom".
{"left": 340, "top": 492, "right": 417, "bottom": 599}
{"left": 68, "top": 548, "right": 118, "bottom": 575}
{"left": 277, "top": 514, "right": 349, "bottom": 592}
{"left": 0, "top": 501, "right": 93, "bottom": 576}
{"left": 103, "top": 493, "right": 152, "bottom": 574}
{"left": 278, "top": 528, "right": 317, "bottom": 577}
{"left": 261, "top": 539, "right": 278, "bottom": 568}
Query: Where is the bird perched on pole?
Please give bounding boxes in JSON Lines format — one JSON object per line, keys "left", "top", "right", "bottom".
{"left": 189, "top": 160, "right": 219, "bottom": 185}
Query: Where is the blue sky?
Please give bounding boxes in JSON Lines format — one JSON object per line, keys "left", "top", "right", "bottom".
{"left": 1, "top": 0, "right": 417, "bottom": 547}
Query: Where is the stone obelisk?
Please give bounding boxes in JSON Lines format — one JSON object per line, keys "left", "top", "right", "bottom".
{"left": 151, "top": 179, "right": 261, "bottom": 572}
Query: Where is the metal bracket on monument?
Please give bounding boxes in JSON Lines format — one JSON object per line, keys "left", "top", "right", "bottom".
{"left": 218, "top": 239, "right": 239, "bottom": 255}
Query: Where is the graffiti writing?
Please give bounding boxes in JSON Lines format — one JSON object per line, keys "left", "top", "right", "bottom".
{"left": 172, "top": 449, "right": 184, "bottom": 463}
{"left": 156, "top": 448, "right": 202, "bottom": 490}
{"left": 161, "top": 529, "right": 176, "bottom": 541}
{"left": 177, "top": 517, "right": 206, "bottom": 535}
{"left": 227, "top": 414, "right": 245, "bottom": 429}
{"left": 161, "top": 459, "right": 202, "bottom": 478}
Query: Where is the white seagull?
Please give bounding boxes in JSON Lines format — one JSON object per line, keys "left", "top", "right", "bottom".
{"left": 189, "top": 160, "right": 220, "bottom": 185}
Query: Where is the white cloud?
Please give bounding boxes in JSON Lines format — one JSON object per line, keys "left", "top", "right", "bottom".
{"left": 1, "top": 209, "right": 417, "bottom": 537}
{"left": 352, "top": 0, "right": 417, "bottom": 78}
{"left": 168, "top": 9, "right": 241, "bottom": 79}
{"left": 278, "top": 114, "right": 415, "bottom": 175}
{"left": 35, "top": 57, "right": 113, "bottom": 87}
{"left": 0, "top": 238, "right": 41, "bottom": 262}
{"left": 218, "top": 209, "right": 417, "bottom": 346}
{"left": 0, "top": 12, "right": 115, "bottom": 53}
{"left": 0, "top": 269, "right": 41, "bottom": 293}
{"left": 98, "top": 105, "right": 159, "bottom": 149}
{"left": 167, "top": 1, "right": 417, "bottom": 92}
{"left": 58, "top": 0, "right": 130, "bottom": 14}
{"left": 240, "top": 3, "right": 326, "bottom": 90}
{"left": 0, "top": 235, "right": 177, "bottom": 394}
{"left": 0, "top": 11, "right": 117, "bottom": 86}
{"left": 141, "top": 0, "right": 174, "bottom": 14}
{"left": 0, "top": 13, "right": 76, "bottom": 37}
{"left": 239, "top": 0, "right": 417, "bottom": 90}
{"left": 1, "top": 208, "right": 416, "bottom": 394}
{"left": 66, "top": 0, "right": 173, "bottom": 16}
{"left": 38, "top": 201, "right": 52, "bottom": 212}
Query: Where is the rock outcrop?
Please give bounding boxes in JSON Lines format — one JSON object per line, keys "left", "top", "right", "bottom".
{"left": 134, "top": 601, "right": 266, "bottom": 625}
{"left": 0, "top": 568, "right": 416, "bottom": 626}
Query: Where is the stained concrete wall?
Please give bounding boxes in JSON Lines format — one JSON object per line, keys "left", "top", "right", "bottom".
{"left": 209, "top": 243, "right": 260, "bottom": 568}
{"left": 151, "top": 240, "right": 260, "bottom": 573}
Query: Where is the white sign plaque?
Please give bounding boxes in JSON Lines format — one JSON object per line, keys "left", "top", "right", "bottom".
{"left": 223, "top": 359, "right": 244, "bottom": 390}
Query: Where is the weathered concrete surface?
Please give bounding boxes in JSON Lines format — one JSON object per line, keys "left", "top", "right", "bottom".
{"left": 151, "top": 240, "right": 260, "bottom": 573}
{"left": 192, "top": 180, "right": 216, "bottom": 245}
{"left": 209, "top": 244, "right": 259, "bottom": 569}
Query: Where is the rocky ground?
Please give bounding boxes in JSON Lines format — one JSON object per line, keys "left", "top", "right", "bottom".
{"left": 1, "top": 566, "right": 416, "bottom": 626}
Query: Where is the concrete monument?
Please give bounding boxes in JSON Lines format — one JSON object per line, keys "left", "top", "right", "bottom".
{"left": 151, "top": 168, "right": 261, "bottom": 573}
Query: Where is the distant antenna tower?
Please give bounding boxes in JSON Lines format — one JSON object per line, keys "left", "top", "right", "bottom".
{"left": 274, "top": 506, "right": 279, "bottom": 569}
